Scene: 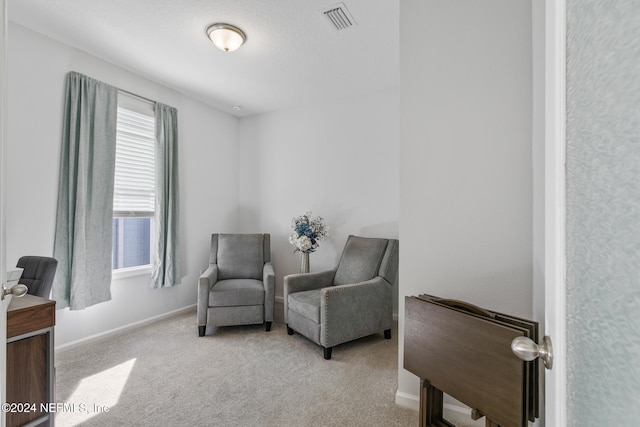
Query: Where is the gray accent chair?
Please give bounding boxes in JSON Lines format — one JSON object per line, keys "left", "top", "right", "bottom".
{"left": 284, "top": 235, "right": 399, "bottom": 359}
{"left": 198, "top": 233, "right": 275, "bottom": 336}
{"left": 16, "top": 256, "right": 58, "bottom": 298}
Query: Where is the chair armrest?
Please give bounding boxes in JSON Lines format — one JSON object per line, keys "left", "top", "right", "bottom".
{"left": 320, "top": 276, "right": 393, "bottom": 347}
{"left": 283, "top": 268, "right": 337, "bottom": 323}
{"left": 284, "top": 269, "right": 336, "bottom": 294}
{"left": 263, "top": 262, "right": 275, "bottom": 322}
{"left": 197, "top": 265, "right": 218, "bottom": 326}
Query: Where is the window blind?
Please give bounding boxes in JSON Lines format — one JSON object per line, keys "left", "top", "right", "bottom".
{"left": 114, "top": 106, "right": 155, "bottom": 216}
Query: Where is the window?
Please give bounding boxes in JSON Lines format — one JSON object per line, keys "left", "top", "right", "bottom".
{"left": 112, "top": 93, "right": 155, "bottom": 271}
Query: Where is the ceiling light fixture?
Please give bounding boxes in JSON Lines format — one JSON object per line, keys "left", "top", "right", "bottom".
{"left": 206, "top": 23, "right": 246, "bottom": 52}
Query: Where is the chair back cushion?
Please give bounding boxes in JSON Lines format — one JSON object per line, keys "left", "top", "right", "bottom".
{"left": 16, "top": 256, "right": 58, "bottom": 298}
{"left": 333, "top": 236, "right": 389, "bottom": 286}
{"left": 215, "top": 234, "right": 265, "bottom": 280}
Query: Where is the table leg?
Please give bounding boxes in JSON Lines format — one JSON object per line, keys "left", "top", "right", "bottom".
{"left": 419, "top": 380, "right": 455, "bottom": 427}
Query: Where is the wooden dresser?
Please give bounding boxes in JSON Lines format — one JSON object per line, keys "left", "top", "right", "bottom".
{"left": 6, "top": 294, "right": 56, "bottom": 427}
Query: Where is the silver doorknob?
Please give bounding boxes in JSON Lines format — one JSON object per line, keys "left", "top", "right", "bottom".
{"left": 511, "top": 335, "right": 554, "bottom": 370}
{"left": 1, "top": 283, "right": 28, "bottom": 301}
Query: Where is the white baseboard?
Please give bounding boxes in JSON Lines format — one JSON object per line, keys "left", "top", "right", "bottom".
{"left": 55, "top": 304, "right": 196, "bottom": 353}
{"left": 395, "top": 390, "right": 420, "bottom": 410}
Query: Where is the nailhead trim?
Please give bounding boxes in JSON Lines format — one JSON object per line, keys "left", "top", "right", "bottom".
{"left": 321, "top": 282, "right": 391, "bottom": 347}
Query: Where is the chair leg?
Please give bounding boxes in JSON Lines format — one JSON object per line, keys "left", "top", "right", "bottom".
{"left": 323, "top": 347, "right": 333, "bottom": 360}
{"left": 198, "top": 326, "right": 205, "bottom": 337}
{"left": 287, "top": 325, "right": 294, "bottom": 335}
{"left": 384, "top": 329, "right": 391, "bottom": 339}
{"left": 265, "top": 321, "right": 272, "bottom": 332}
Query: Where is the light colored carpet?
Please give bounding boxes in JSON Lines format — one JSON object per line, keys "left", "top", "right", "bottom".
{"left": 54, "top": 306, "right": 419, "bottom": 426}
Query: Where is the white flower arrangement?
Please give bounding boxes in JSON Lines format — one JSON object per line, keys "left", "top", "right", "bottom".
{"left": 289, "top": 212, "right": 329, "bottom": 253}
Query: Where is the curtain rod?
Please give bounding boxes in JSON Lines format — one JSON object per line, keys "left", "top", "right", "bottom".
{"left": 118, "top": 88, "right": 156, "bottom": 105}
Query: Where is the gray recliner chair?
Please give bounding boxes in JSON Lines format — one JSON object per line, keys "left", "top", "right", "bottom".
{"left": 198, "top": 233, "right": 275, "bottom": 336}
{"left": 284, "top": 235, "right": 399, "bottom": 359}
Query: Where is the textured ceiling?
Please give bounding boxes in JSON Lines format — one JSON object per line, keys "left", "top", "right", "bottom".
{"left": 8, "top": 0, "right": 399, "bottom": 117}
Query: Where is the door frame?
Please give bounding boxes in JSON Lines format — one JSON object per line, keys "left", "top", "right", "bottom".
{"left": 544, "top": 0, "right": 567, "bottom": 425}
{"left": 0, "top": 0, "right": 8, "bottom": 425}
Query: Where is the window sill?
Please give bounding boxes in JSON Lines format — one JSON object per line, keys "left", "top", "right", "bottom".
{"left": 112, "top": 265, "right": 152, "bottom": 280}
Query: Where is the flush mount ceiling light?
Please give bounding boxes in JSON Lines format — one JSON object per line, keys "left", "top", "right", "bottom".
{"left": 206, "top": 23, "right": 246, "bottom": 52}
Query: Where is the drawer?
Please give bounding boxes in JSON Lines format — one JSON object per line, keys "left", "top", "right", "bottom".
{"left": 7, "top": 294, "right": 56, "bottom": 339}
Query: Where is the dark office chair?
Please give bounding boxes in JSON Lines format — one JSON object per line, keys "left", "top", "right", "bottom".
{"left": 16, "top": 256, "right": 58, "bottom": 298}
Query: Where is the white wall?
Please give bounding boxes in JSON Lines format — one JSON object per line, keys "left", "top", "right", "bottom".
{"left": 238, "top": 89, "right": 400, "bottom": 306}
{"left": 398, "top": 0, "right": 533, "bottom": 416}
{"left": 6, "top": 23, "right": 240, "bottom": 346}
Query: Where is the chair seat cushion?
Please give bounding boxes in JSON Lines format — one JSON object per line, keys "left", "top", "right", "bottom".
{"left": 288, "top": 289, "right": 322, "bottom": 323}
{"left": 209, "top": 279, "right": 265, "bottom": 307}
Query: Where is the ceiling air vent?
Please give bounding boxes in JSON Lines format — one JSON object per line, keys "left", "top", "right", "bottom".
{"left": 323, "top": 3, "right": 356, "bottom": 30}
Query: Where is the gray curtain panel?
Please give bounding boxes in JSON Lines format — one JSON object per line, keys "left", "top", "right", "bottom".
{"left": 52, "top": 72, "right": 117, "bottom": 310}
{"left": 151, "top": 103, "right": 181, "bottom": 288}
